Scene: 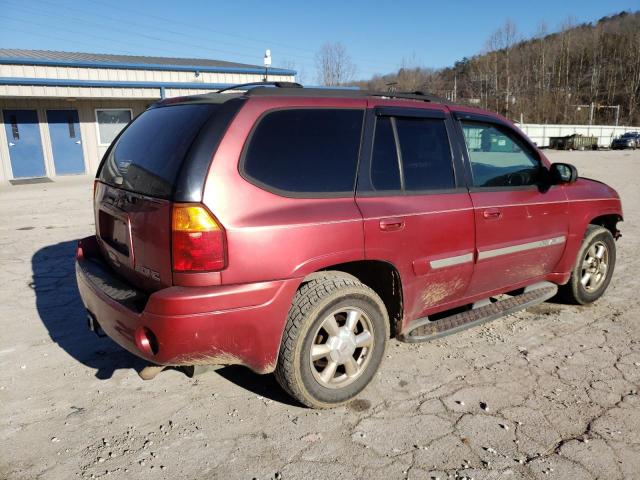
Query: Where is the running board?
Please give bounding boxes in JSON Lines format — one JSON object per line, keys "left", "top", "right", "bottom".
{"left": 399, "top": 282, "right": 558, "bottom": 343}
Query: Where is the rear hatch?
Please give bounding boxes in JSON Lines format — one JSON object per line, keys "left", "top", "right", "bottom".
{"left": 94, "top": 100, "right": 240, "bottom": 292}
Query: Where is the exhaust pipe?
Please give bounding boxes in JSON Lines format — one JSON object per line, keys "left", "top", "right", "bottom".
{"left": 138, "top": 365, "right": 166, "bottom": 381}
{"left": 87, "top": 313, "right": 106, "bottom": 337}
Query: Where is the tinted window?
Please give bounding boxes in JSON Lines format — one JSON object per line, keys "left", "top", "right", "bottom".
{"left": 368, "top": 116, "right": 454, "bottom": 192}
{"left": 99, "top": 104, "right": 219, "bottom": 198}
{"left": 461, "top": 122, "right": 541, "bottom": 188}
{"left": 243, "top": 109, "right": 364, "bottom": 194}
{"left": 395, "top": 117, "right": 454, "bottom": 191}
{"left": 371, "top": 117, "right": 401, "bottom": 190}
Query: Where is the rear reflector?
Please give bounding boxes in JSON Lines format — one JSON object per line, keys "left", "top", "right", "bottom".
{"left": 172, "top": 204, "right": 226, "bottom": 272}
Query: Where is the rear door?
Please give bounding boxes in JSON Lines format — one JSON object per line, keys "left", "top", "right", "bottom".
{"left": 356, "top": 104, "right": 475, "bottom": 322}
{"left": 455, "top": 115, "right": 569, "bottom": 295}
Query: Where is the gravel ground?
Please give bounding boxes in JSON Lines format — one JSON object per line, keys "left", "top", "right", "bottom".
{"left": 1, "top": 149, "right": 639, "bottom": 480}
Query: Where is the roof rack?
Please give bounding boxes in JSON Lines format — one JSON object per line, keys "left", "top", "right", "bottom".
{"left": 244, "top": 84, "right": 451, "bottom": 104}
{"left": 371, "top": 90, "right": 451, "bottom": 104}
{"left": 214, "top": 81, "right": 303, "bottom": 94}
{"left": 154, "top": 82, "right": 453, "bottom": 107}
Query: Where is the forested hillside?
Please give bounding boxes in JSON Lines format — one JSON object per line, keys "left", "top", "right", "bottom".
{"left": 354, "top": 12, "right": 640, "bottom": 125}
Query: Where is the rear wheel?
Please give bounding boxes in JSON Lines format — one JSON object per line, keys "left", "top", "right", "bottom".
{"left": 275, "top": 275, "right": 389, "bottom": 408}
{"left": 559, "top": 225, "right": 616, "bottom": 305}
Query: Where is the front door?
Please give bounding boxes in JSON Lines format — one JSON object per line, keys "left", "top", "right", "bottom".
{"left": 356, "top": 105, "right": 475, "bottom": 324}
{"left": 457, "top": 117, "right": 569, "bottom": 295}
{"left": 46, "top": 109, "right": 85, "bottom": 175}
{"left": 3, "top": 109, "right": 46, "bottom": 178}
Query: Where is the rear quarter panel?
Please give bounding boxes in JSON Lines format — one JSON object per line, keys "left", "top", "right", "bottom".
{"left": 201, "top": 96, "right": 368, "bottom": 285}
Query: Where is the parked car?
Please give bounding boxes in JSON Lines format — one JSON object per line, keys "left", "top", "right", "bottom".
{"left": 611, "top": 132, "right": 639, "bottom": 150}
{"left": 76, "top": 83, "right": 623, "bottom": 408}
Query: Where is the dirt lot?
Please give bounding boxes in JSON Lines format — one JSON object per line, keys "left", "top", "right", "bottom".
{"left": 1, "top": 149, "right": 639, "bottom": 480}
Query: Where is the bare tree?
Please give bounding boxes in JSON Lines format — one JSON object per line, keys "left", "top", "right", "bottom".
{"left": 315, "top": 42, "right": 356, "bottom": 86}
{"left": 501, "top": 20, "right": 519, "bottom": 115}
{"left": 353, "top": 11, "right": 640, "bottom": 125}
{"left": 280, "top": 59, "right": 307, "bottom": 85}
{"left": 396, "top": 54, "right": 428, "bottom": 92}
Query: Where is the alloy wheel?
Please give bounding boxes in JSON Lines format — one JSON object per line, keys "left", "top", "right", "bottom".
{"left": 580, "top": 241, "right": 609, "bottom": 292}
{"left": 309, "top": 307, "right": 375, "bottom": 389}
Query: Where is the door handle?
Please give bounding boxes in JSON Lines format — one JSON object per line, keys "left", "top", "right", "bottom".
{"left": 8, "top": 142, "right": 15, "bottom": 147}
{"left": 75, "top": 140, "right": 81, "bottom": 144}
{"left": 379, "top": 217, "right": 405, "bottom": 232}
{"left": 482, "top": 208, "right": 502, "bottom": 220}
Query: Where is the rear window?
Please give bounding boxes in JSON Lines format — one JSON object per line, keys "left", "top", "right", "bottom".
{"left": 242, "top": 109, "right": 364, "bottom": 195}
{"left": 99, "top": 104, "right": 219, "bottom": 198}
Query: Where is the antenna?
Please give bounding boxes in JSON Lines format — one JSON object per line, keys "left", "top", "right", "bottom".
{"left": 263, "top": 49, "right": 272, "bottom": 81}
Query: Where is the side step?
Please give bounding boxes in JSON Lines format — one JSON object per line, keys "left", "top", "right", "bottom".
{"left": 399, "top": 282, "right": 558, "bottom": 343}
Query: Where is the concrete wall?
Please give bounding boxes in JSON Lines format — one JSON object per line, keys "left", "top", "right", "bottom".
{"left": 0, "top": 98, "right": 149, "bottom": 183}
{"left": 516, "top": 123, "right": 640, "bottom": 148}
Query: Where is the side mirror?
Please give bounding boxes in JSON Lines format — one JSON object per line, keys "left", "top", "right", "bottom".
{"left": 549, "top": 162, "right": 578, "bottom": 184}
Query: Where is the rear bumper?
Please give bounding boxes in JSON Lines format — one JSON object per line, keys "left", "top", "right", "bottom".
{"left": 75, "top": 236, "right": 300, "bottom": 373}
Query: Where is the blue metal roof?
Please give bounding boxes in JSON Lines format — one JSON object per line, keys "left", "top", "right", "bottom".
{"left": 0, "top": 49, "right": 296, "bottom": 76}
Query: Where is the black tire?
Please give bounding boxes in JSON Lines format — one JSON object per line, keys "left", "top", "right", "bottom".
{"left": 558, "top": 225, "right": 616, "bottom": 305}
{"left": 274, "top": 274, "right": 389, "bottom": 409}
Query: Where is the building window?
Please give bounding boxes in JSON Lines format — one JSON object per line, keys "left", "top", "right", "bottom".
{"left": 95, "top": 109, "right": 133, "bottom": 146}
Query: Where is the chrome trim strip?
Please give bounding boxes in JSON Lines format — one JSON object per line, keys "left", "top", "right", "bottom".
{"left": 476, "top": 198, "right": 618, "bottom": 210}
{"left": 478, "top": 236, "right": 566, "bottom": 260}
{"left": 430, "top": 252, "right": 474, "bottom": 269}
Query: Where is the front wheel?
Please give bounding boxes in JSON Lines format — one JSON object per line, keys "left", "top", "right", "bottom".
{"left": 275, "top": 275, "right": 389, "bottom": 408}
{"left": 558, "top": 225, "right": 616, "bottom": 305}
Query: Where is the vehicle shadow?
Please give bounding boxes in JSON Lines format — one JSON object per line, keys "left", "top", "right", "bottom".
{"left": 31, "top": 240, "right": 302, "bottom": 407}
{"left": 30, "top": 240, "right": 145, "bottom": 379}
{"left": 214, "top": 366, "right": 301, "bottom": 407}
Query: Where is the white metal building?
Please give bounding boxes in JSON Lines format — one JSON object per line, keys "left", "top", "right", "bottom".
{"left": 0, "top": 49, "right": 295, "bottom": 183}
{"left": 516, "top": 123, "right": 640, "bottom": 148}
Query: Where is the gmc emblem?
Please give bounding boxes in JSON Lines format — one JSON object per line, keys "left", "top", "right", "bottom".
{"left": 135, "top": 265, "right": 161, "bottom": 281}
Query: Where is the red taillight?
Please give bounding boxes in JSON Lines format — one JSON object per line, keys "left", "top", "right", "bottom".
{"left": 171, "top": 204, "right": 226, "bottom": 272}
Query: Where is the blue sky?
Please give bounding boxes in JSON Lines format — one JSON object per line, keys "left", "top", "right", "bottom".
{"left": 0, "top": 0, "right": 638, "bottom": 82}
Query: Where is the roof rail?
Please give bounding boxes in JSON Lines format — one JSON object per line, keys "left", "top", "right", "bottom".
{"left": 215, "top": 81, "right": 303, "bottom": 94}
{"left": 153, "top": 83, "right": 454, "bottom": 107}
{"left": 371, "top": 90, "right": 451, "bottom": 104}
{"left": 242, "top": 85, "right": 453, "bottom": 104}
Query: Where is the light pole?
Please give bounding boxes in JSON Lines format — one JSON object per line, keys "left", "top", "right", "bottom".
{"left": 263, "top": 49, "right": 272, "bottom": 81}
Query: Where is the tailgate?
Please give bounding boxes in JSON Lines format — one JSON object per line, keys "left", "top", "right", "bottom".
{"left": 95, "top": 182, "right": 172, "bottom": 292}
{"left": 92, "top": 102, "right": 237, "bottom": 291}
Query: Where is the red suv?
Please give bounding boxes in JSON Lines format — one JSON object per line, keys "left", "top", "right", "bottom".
{"left": 76, "top": 84, "right": 622, "bottom": 408}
